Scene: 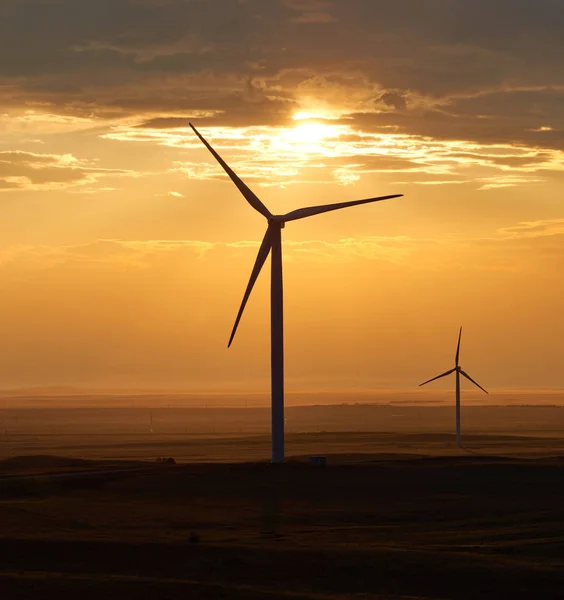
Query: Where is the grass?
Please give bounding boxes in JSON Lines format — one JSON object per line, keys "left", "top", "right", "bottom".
{"left": 1, "top": 439, "right": 564, "bottom": 598}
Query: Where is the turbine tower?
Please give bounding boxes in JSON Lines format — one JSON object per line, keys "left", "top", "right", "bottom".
{"left": 419, "top": 327, "right": 488, "bottom": 447}
{"left": 190, "top": 123, "right": 403, "bottom": 463}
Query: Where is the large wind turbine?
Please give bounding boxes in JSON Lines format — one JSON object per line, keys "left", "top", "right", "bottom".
{"left": 190, "top": 123, "right": 402, "bottom": 463}
{"left": 419, "top": 327, "right": 488, "bottom": 447}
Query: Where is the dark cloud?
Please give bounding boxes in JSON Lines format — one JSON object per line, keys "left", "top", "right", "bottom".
{"left": 1, "top": 0, "right": 563, "bottom": 147}
{"left": 346, "top": 87, "right": 564, "bottom": 151}
{"left": 376, "top": 92, "right": 408, "bottom": 112}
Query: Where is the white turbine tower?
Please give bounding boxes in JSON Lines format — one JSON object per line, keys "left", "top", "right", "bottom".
{"left": 419, "top": 327, "right": 488, "bottom": 447}
{"left": 190, "top": 123, "right": 403, "bottom": 464}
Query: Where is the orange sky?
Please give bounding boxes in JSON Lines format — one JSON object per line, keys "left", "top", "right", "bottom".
{"left": 0, "top": 0, "right": 563, "bottom": 395}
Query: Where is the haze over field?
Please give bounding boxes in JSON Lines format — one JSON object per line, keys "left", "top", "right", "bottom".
{"left": 2, "top": 389, "right": 564, "bottom": 409}
{"left": 0, "top": 1, "right": 563, "bottom": 397}
{"left": 1, "top": 405, "right": 564, "bottom": 463}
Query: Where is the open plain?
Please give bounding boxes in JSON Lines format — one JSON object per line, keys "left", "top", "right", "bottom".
{"left": 1, "top": 404, "right": 564, "bottom": 599}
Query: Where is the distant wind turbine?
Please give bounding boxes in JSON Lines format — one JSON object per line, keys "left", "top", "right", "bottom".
{"left": 190, "top": 123, "right": 403, "bottom": 463}
{"left": 419, "top": 327, "right": 488, "bottom": 447}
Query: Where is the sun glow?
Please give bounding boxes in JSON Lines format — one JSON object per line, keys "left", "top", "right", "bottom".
{"left": 287, "top": 122, "right": 340, "bottom": 145}
{"left": 264, "top": 111, "right": 347, "bottom": 155}
{"left": 292, "top": 111, "right": 340, "bottom": 121}
{"left": 103, "top": 113, "right": 564, "bottom": 190}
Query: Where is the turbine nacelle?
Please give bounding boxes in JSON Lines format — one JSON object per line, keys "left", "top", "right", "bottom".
{"left": 269, "top": 217, "right": 286, "bottom": 228}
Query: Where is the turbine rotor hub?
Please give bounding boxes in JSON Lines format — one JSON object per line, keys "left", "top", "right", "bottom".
{"left": 269, "top": 216, "right": 285, "bottom": 228}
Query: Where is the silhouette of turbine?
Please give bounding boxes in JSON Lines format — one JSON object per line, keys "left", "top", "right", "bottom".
{"left": 190, "top": 123, "right": 403, "bottom": 463}
{"left": 419, "top": 327, "right": 488, "bottom": 447}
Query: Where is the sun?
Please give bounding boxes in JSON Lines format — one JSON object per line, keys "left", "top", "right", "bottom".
{"left": 288, "top": 121, "right": 337, "bottom": 145}
{"left": 242, "top": 111, "right": 350, "bottom": 164}
{"left": 261, "top": 112, "right": 347, "bottom": 156}
{"left": 292, "top": 110, "right": 340, "bottom": 122}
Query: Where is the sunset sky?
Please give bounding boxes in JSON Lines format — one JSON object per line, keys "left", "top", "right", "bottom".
{"left": 0, "top": 0, "right": 563, "bottom": 395}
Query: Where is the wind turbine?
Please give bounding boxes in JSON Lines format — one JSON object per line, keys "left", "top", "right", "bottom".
{"left": 419, "top": 327, "right": 488, "bottom": 447}
{"left": 190, "top": 123, "right": 403, "bottom": 463}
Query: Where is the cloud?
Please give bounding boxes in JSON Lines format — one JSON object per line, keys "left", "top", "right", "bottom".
{"left": 0, "top": 150, "right": 136, "bottom": 192}
{"left": 0, "top": 110, "right": 98, "bottom": 135}
{"left": 292, "top": 11, "right": 336, "bottom": 23}
{"left": 0, "top": 235, "right": 434, "bottom": 275}
{"left": 284, "top": 0, "right": 337, "bottom": 22}
{"left": 122, "top": 122, "right": 564, "bottom": 188}
{"left": 0, "top": 239, "right": 217, "bottom": 274}
{"left": 376, "top": 91, "right": 408, "bottom": 112}
{"left": 72, "top": 33, "right": 216, "bottom": 63}
{"left": 0, "top": 223, "right": 562, "bottom": 315}
{"left": 498, "top": 219, "right": 564, "bottom": 240}
{"left": 1, "top": 0, "right": 563, "bottom": 152}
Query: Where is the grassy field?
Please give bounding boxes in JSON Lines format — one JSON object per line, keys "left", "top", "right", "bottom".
{"left": 2, "top": 404, "right": 564, "bottom": 462}
{"left": 1, "top": 433, "right": 564, "bottom": 599}
{"left": 1, "top": 406, "right": 564, "bottom": 598}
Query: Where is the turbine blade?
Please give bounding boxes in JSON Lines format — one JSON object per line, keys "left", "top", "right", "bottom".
{"left": 280, "top": 194, "right": 402, "bottom": 222}
{"left": 228, "top": 227, "right": 272, "bottom": 347}
{"left": 419, "top": 368, "right": 456, "bottom": 387}
{"left": 189, "top": 123, "right": 272, "bottom": 219}
{"left": 455, "top": 327, "right": 462, "bottom": 366}
{"left": 460, "top": 370, "right": 489, "bottom": 394}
